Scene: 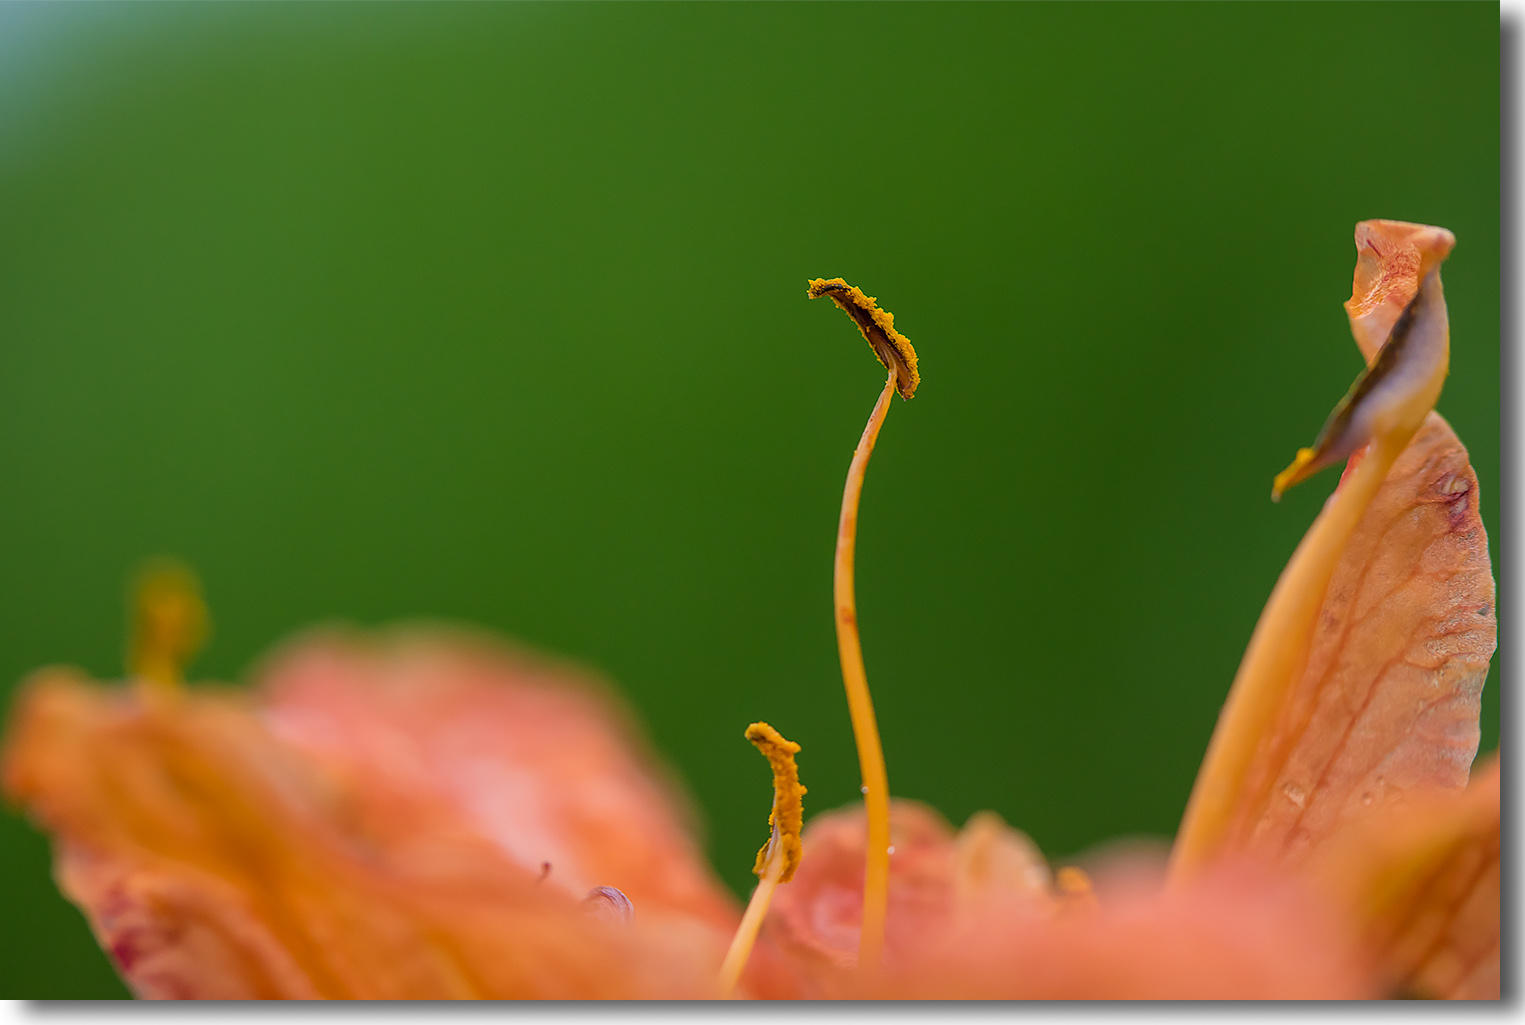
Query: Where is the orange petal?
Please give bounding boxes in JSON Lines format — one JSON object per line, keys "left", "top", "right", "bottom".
{"left": 875, "top": 857, "right": 1379, "bottom": 999}
{"left": 1221, "top": 412, "right": 1494, "bottom": 864}
{"left": 2, "top": 633, "right": 734, "bottom": 998}
{"left": 768, "top": 800, "right": 1377, "bottom": 999}
{"left": 951, "top": 809, "right": 1054, "bottom": 914}
{"left": 760, "top": 800, "right": 962, "bottom": 994}
{"left": 766, "top": 801, "right": 1383, "bottom": 999}
{"left": 254, "top": 627, "right": 738, "bottom": 929}
{"left": 1312, "top": 754, "right": 1500, "bottom": 999}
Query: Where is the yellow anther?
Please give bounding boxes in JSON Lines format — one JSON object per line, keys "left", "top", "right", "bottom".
{"left": 127, "top": 558, "right": 209, "bottom": 692}
{"left": 808, "top": 278, "right": 920, "bottom": 400}
{"left": 718, "top": 722, "right": 806, "bottom": 997}
{"left": 745, "top": 721, "right": 806, "bottom": 883}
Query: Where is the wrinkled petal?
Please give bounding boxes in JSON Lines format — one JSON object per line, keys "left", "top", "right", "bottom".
{"left": 1311, "top": 754, "right": 1500, "bottom": 999}
{"left": 2, "top": 630, "right": 737, "bottom": 999}
{"left": 1223, "top": 412, "right": 1494, "bottom": 863}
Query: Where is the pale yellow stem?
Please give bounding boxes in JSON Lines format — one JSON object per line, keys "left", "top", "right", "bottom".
{"left": 1170, "top": 435, "right": 1400, "bottom": 882}
{"left": 834, "top": 370, "right": 897, "bottom": 972}
{"left": 717, "top": 833, "right": 786, "bottom": 998}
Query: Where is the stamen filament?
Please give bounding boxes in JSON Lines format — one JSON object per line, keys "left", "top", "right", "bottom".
{"left": 807, "top": 277, "right": 919, "bottom": 974}
{"left": 717, "top": 828, "right": 786, "bottom": 998}
{"left": 834, "top": 370, "right": 897, "bottom": 972}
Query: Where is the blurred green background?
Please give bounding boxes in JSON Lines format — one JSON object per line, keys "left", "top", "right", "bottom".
{"left": 0, "top": 2, "right": 1499, "bottom": 998}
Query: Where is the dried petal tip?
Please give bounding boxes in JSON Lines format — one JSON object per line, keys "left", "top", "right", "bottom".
{"left": 808, "top": 278, "right": 920, "bottom": 399}
{"left": 127, "top": 558, "right": 209, "bottom": 690}
{"left": 744, "top": 721, "right": 806, "bottom": 883}
{"left": 1347, "top": 221, "right": 1457, "bottom": 363}
{"left": 1271, "top": 220, "right": 1454, "bottom": 499}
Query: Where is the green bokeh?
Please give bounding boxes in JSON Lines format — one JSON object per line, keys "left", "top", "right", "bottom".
{"left": 0, "top": 2, "right": 1499, "bottom": 999}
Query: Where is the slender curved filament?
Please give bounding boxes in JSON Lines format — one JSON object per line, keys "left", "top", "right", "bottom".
{"left": 834, "top": 370, "right": 898, "bottom": 971}
{"left": 717, "top": 830, "right": 786, "bottom": 997}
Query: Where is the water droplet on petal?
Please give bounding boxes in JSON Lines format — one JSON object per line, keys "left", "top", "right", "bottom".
{"left": 1361, "top": 792, "right": 1375, "bottom": 806}
{"left": 860, "top": 785, "right": 869, "bottom": 794}
{"left": 1282, "top": 782, "right": 1308, "bottom": 809}
{"left": 887, "top": 845, "right": 896, "bottom": 855}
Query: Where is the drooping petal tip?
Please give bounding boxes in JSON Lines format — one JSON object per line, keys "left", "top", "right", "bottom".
{"left": 1346, "top": 220, "right": 1456, "bottom": 363}
{"left": 1271, "top": 220, "right": 1454, "bottom": 499}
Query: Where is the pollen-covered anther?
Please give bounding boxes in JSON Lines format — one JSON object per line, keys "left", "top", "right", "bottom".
{"left": 808, "top": 277, "right": 920, "bottom": 399}
{"left": 744, "top": 721, "right": 806, "bottom": 882}
{"left": 717, "top": 722, "right": 807, "bottom": 996}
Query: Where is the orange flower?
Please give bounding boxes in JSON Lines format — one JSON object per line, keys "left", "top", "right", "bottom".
{"left": 1, "top": 221, "right": 1496, "bottom": 999}
{"left": 762, "top": 221, "right": 1497, "bottom": 999}
{"left": 4, "top": 625, "right": 749, "bottom": 998}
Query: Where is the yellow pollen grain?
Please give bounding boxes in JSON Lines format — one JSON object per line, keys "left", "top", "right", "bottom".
{"left": 744, "top": 721, "right": 806, "bottom": 883}
{"left": 807, "top": 277, "right": 920, "bottom": 400}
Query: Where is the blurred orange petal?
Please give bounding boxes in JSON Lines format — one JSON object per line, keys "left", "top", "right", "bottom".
{"left": 2, "top": 631, "right": 739, "bottom": 999}
{"left": 879, "top": 858, "right": 1378, "bottom": 999}
{"left": 765, "top": 800, "right": 1378, "bottom": 999}
{"left": 762, "top": 800, "right": 961, "bottom": 994}
{"left": 1312, "top": 754, "right": 1500, "bottom": 999}
{"left": 254, "top": 627, "right": 739, "bottom": 928}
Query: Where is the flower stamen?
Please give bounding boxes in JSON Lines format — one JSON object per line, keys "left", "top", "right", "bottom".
{"left": 717, "top": 722, "right": 805, "bottom": 997}
{"left": 127, "top": 558, "right": 209, "bottom": 697}
{"left": 809, "top": 278, "right": 919, "bottom": 973}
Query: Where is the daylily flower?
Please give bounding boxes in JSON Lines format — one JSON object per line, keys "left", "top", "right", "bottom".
{"left": 1, "top": 220, "right": 1496, "bottom": 999}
